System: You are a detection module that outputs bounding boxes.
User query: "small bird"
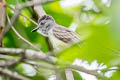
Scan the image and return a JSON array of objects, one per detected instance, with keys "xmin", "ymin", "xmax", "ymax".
[{"xmin": 32, "ymin": 15, "xmax": 81, "ymax": 51}]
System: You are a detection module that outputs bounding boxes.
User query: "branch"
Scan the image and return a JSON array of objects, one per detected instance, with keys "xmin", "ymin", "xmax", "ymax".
[
  {"xmin": 68, "ymin": 65, "xmax": 107, "ymax": 79},
  {"xmin": 7, "ymin": 14, "xmax": 40, "ymax": 51},
  {"xmin": 0, "ymin": 48, "xmax": 56, "ymax": 64},
  {"xmin": 55, "ymin": 69, "xmax": 62, "ymax": 80},
  {"xmin": 99, "ymin": 67, "xmax": 120, "ymax": 72},
  {"xmin": 7, "ymin": 5, "xmax": 38, "ymax": 26},
  {"xmin": 0, "ymin": 54, "xmax": 15, "ymax": 60},
  {"xmin": 33, "ymin": 0, "xmax": 46, "ymax": 17},
  {"xmin": 0, "ymin": 67, "xmax": 30, "ymax": 80},
  {"xmin": 24, "ymin": 61, "xmax": 107, "ymax": 79},
  {"xmin": 19, "ymin": 0, "xmax": 56, "ymax": 9},
  {"xmin": 3, "ymin": 8, "xmax": 21, "ymax": 36},
  {"xmin": 0, "ymin": 51, "xmax": 25, "ymax": 67},
  {"xmin": 65, "ymin": 69, "xmax": 74, "ymax": 80},
  {"xmin": 25, "ymin": 60, "xmax": 56, "ymax": 70},
  {"xmin": 0, "ymin": 0, "xmax": 6, "ymax": 47}
]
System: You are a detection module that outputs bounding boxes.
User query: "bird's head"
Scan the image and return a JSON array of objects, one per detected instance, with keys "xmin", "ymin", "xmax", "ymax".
[{"xmin": 31, "ymin": 15, "xmax": 55, "ymax": 37}]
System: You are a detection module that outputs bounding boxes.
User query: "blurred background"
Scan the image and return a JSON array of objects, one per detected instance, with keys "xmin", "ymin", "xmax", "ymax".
[{"xmin": 2, "ymin": 0, "xmax": 120, "ymax": 80}]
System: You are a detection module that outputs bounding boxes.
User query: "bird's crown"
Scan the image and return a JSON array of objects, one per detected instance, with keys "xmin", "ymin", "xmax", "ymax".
[{"xmin": 38, "ymin": 15, "xmax": 54, "ymax": 23}]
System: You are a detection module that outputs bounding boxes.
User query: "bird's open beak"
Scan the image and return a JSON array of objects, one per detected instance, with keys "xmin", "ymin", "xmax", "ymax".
[{"xmin": 31, "ymin": 26, "xmax": 39, "ymax": 32}]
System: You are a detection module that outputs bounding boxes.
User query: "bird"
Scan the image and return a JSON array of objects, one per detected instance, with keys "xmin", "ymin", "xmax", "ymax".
[{"xmin": 32, "ymin": 15, "xmax": 82, "ymax": 51}]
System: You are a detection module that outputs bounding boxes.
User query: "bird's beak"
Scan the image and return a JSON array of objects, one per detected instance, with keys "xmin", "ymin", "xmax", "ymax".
[{"xmin": 31, "ymin": 26, "xmax": 39, "ymax": 32}]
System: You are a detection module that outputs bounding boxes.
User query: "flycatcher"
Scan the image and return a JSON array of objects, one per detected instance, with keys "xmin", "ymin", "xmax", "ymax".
[{"xmin": 32, "ymin": 15, "xmax": 81, "ymax": 51}]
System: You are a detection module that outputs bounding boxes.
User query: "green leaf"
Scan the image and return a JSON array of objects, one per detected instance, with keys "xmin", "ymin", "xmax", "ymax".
[{"xmin": 73, "ymin": 71, "xmax": 83, "ymax": 80}]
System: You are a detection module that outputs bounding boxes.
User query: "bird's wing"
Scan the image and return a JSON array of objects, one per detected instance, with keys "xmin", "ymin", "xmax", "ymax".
[{"xmin": 52, "ymin": 26, "xmax": 80, "ymax": 43}]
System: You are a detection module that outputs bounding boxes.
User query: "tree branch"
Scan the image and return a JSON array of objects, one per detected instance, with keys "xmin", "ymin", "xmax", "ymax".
[
  {"xmin": 19, "ymin": 0, "xmax": 55, "ymax": 9},
  {"xmin": 33, "ymin": 0, "xmax": 46, "ymax": 17},
  {"xmin": 0, "ymin": 48, "xmax": 56, "ymax": 64},
  {"xmin": 0, "ymin": 67, "xmax": 31, "ymax": 80},
  {"xmin": 0, "ymin": 48, "xmax": 107, "ymax": 79},
  {"xmin": 0, "ymin": 54, "xmax": 15, "ymax": 60},
  {"xmin": 7, "ymin": 14, "xmax": 40, "ymax": 51},
  {"xmin": 0, "ymin": 50, "xmax": 25, "ymax": 67},
  {"xmin": 3, "ymin": 8, "xmax": 21, "ymax": 36},
  {"xmin": 7, "ymin": 5, "xmax": 38, "ymax": 26},
  {"xmin": 0, "ymin": 0, "xmax": 6, "ymax": 47},
  {"xmin": 55, "ymin": 69, "xmax": 62, "ymax": 80},
  {"xmin": 65, "ymin": 69, "xmax": 74, "ymax": 80},
  {"xmin": 68, "ymin": 65, "xmax": 107, "ymax": 79}
]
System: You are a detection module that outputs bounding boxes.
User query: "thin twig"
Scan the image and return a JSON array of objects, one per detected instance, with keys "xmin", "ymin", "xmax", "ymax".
[
  {"xmin": 3, "ymin": 8, "xmax": 21, "ymax": 36},
  {"xmin": 7, "ymin": 14, "xmax": 40, "ymax": 51},
  {"xmin": 7, "ymin": 5, "xmax": 38, "ymax": 25}
]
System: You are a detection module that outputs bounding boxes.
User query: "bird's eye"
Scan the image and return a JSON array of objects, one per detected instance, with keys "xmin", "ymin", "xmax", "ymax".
[{"xmin": 41, "ymin": 22, "xmax": 45, "ymax": 25}]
